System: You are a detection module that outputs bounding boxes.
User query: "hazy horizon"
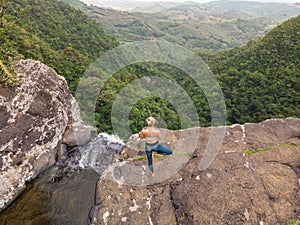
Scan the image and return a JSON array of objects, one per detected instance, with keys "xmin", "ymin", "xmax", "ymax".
[
  {"xmin": 81, "ymin": 0, "xmax": 300, "ymax": 4},
  {"xmin": 80, "ymin": 0, "xmax": 300, "ymax": 11}
]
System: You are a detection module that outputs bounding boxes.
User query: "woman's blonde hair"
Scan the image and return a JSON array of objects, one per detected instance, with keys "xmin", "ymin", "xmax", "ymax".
[{"xmin": 146, "ymin": 116, "xmax": 156, "ymax": 125}]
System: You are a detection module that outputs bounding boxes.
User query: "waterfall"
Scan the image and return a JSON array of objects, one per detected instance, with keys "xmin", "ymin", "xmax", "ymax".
[{"xmin": 78, "ymin": 133, "xmax": 125, "ymax": 175}]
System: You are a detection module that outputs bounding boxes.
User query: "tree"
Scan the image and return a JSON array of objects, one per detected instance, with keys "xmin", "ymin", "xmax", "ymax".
[
  {"xmin": 0, "ymin": 0, "xmax": 16, "ymax": 84},
  {"xmin": 0, "ymin": 0, "xmax": 13, "ymax": 30},
  {"xmin": 0, "ymin": 0, "xmax": 6, "ymax": 28}
]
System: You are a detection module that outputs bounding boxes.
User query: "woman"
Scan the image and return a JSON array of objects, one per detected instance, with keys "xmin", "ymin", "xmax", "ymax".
[{"xmin": 139, "ymin": 116, "xmax": 173, "ymax": 175}]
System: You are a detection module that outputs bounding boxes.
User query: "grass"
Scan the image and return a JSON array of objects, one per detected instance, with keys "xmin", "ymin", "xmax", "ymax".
[
  {"xmin": 245, "ymin": 143, "xmax": 298, "ymax": 155},
  {"xmin": 287, "ymin": 219, "xmax": 300, "ymax": 225},
  {"xmin": 132, "ymin": 155, "xmax": 147, "ymax": 161},
  {"xmin": 22, "ymin": 154, "xmax": 32, "ymax": 162},
  {"xmin": 131, "ymin": 143, "xmax": 299, "ymax": 160}
]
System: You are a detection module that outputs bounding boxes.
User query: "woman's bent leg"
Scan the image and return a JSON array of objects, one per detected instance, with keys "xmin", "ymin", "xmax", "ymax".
[{"xmin": 156, "ymin": 144, "xmax": 173, "ymax": 155}]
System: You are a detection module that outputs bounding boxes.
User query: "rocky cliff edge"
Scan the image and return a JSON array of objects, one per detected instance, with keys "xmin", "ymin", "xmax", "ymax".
[{"xmin": 90, "ymin": 118, "xmax": 300, "ymax": 225}]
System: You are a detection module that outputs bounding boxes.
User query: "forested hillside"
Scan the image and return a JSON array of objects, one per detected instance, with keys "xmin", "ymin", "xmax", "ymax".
[
  {"xmin": 201, "ymin": 15, "xmax": 300, "ymax": 124},
  {"xmin": 0, "ymin": 0, "xmax": 118, "ymax": 90}
]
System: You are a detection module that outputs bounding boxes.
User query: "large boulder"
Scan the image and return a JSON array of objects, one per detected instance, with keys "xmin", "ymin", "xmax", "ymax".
[
  {"xmin": 171, "ymin": 147, "xmax": 300, "ymax": 225},
  {"xmin": 0, "ymin": 60, "xmax": 81, "ymax": 210},
  {"xmin": 90, "ymin": 118, "xmax": 300, "ymax": 225}
]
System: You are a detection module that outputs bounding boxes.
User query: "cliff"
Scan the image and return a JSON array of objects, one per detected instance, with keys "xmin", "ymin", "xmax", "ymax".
[
  {"xmin": 90, "ymin": 118, "xmax": 300, "ymax": 225},
  {"xmin": 0, "ymin": 60, "xmax": 86, "ymax": 210}
]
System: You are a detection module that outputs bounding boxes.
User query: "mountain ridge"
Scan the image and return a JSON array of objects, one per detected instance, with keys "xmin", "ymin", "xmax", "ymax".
[
  {"xmin": 1, "ymin": 0, "xmax": 299, "ymax": 134},
  {"xmin": 64, "ymin": 0, "xmax": 300, "ymax": 51}
]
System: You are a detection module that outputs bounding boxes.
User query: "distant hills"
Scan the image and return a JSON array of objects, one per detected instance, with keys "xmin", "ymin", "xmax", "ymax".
[
  {"xmin": 78, "ymin": 0, "xmax": 300, "ymax": 14},
  {"xmin": 133, "ymin": 0, "xmax": 300, "ymax": 16},
  {"xmin": 63, "ymin": 0, "xmax": 300, "ymax": 51}
]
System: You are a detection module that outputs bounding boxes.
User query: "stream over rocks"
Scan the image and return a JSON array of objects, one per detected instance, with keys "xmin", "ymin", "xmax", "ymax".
[{"xmin": 0, "ymin": 133, "xmax": 124, "ymax": 225}]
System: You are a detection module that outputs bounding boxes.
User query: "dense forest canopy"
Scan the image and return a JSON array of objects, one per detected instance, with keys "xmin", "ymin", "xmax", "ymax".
[
  {"xmin": 90, "ymin": 62, "xmax": 212, "ymax": 138},
  {"xmin": 0, "ymin": 0, "xmax": 299, "ymax": 138},
  {"xmin": 93, "ymin": 15, "xmax": 300, "ymax": 136},
  {"xmin": 201, "ymin": 15, "xmax": 300, "ymax": 124}
]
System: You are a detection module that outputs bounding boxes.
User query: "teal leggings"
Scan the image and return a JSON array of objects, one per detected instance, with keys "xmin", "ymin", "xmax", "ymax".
[{"xmin": 145, "ymin": 142, "xmax": 173, "ymax": 173}]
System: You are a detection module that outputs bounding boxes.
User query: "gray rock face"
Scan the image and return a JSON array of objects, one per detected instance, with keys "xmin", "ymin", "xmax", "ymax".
[
  {"xmin": 90, "ymin": 118, "xmax": 300, "ymax": 225},
  {"xmin": 62, "ymin": 124, "xmax": 97, "ymax": 148},
  {"xmin": 0, "ymin": 60, "xmax": 81, "ymax": 210},
  {"xmin": 172, "ymin": 148, "xmax": 300, "ymax": 225}
]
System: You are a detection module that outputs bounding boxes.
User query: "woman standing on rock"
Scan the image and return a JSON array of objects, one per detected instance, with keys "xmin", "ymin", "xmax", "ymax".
[{"xmin": 139, "ymin": 116, "xmax": 173, "ymax": 175}]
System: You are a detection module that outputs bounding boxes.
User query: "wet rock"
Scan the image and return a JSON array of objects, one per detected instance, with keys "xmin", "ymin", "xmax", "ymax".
[
  {"xmin": 62, "ymin": 124, "xmax": 97, "ymax": 148},
  {"xmin": 48, "ymin": 147, "xmax": 82, "ymax": 183},
  {"xmin": 78, "ymin": 133, "xmax": 124, "ymax": 175}
]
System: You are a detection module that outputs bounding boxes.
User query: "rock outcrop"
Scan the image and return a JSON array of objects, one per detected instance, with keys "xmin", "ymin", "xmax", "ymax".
[
  {"xmin": 0, "ymin": 60, "xmax": 83, "ymax": 210},
  {"xmin": 90, "ymin": 118, "xmax": 300, "ymax": 225}
]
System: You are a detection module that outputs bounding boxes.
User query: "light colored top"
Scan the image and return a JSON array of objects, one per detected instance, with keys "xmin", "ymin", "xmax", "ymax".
[
  {"xmin": 139, "ymin": 127, "xmax": 162, "ymax": 144},
  {"xmin": 144, "ymin": 136, "xmax": 158, "ymax": 141}
]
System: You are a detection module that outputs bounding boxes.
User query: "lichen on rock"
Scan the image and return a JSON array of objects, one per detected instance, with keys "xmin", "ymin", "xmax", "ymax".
[{"xmin": 0, "ymin": 59, "xmax": 82, "ymax": 210}]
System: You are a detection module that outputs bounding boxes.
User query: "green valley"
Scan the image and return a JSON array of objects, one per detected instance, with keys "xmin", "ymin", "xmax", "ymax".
[
  {"xmin": 0, "ymin": 0, "xmax": 299, "ymax": 137},
  {"xmin": 92, "ymin": 15, "xmax": 300, "ymax": 136}
]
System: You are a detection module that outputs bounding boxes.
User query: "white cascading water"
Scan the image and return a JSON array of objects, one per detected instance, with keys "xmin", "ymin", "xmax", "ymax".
[{"xmin": 78, "ymin": 133, "xmax": 125, "ymax": 175}]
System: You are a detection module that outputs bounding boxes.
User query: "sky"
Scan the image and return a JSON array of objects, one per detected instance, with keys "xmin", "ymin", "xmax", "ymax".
[
  {"xmin": 151, "ymin": 0, "xmax": 296, "ymax": 1},
  {"xmin": 82, "ymin": 0, "xmax": 299, "ymax": 3}
]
